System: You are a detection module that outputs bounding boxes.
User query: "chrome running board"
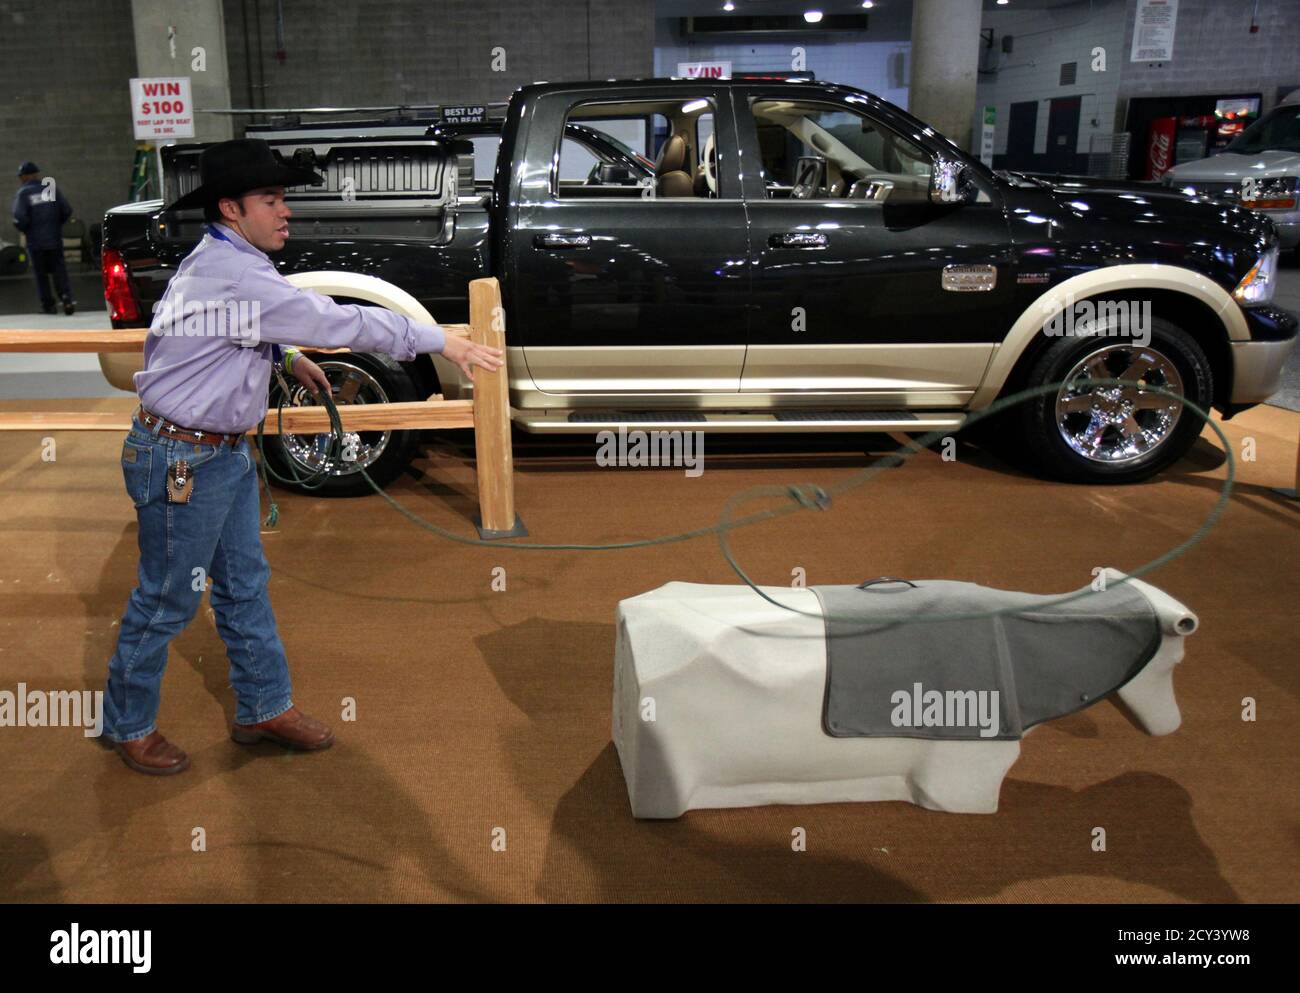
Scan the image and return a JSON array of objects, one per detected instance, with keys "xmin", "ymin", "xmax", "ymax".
[{"xmin": 513, "ymin": 410, "xmax": 967, "ymax": 434}]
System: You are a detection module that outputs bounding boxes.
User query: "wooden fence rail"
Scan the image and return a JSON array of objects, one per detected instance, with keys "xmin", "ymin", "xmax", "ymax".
[{"xmin": 0, "ymin": 277, "xmax": 524, "ymax": 538}]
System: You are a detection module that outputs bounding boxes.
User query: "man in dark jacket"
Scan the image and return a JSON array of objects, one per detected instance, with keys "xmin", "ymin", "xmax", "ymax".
[{"xmin": 12, "ymin": 161, "xmax": 76, "ymax": 315}]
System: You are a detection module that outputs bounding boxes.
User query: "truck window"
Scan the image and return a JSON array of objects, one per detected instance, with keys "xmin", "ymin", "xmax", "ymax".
[
  {"xmin": 696, "ymin": 112, "xmax": 717, "ymax": 197},
  {"xmin": 560, "ymin": 136, "xmax": 601, "ymax": 184},
  {"xmin": 1226, "ymin": 103, "xmax": 1300, "ymax": 154},
  {"xmin": 559, "ymin": 119, "xmax": 661, "ymax": 193},
  {"xmin": 750, "ymin": 99, "xmax": 933, "ymax": 202},
  {"xmin": 582, "ymin": 118, "xmax": 653, "ymax": 158},
  {"xmin": 558, "ymin": 100, "xmax": 716, "ymax": 199},
  {"xmin": 469, "ymin": 135, "xmax": 501, "ymax": 183}
]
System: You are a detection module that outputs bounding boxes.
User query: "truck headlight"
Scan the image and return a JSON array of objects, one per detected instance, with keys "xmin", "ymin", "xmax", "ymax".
[
  {"xmin": 1240, "ymin": 176, "xmax": 1298, "ymax": 210},
  {"xmin": 1233, "ymin": 246, "xmax": 1279, "ymax": 305}
]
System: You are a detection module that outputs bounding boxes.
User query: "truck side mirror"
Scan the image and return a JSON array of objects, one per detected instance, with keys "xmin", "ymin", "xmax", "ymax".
[
  {"xmin": 930, "ymin": 156, "xmax": 976, "ymax": 204},
  {"xmin": 596, "ymin": 163, "xmax": 634, "ymax": 185}
]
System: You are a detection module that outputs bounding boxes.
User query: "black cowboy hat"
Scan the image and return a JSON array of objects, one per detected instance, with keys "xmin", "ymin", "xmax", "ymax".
[{"xmin": 164, "ymin": 138, "xmax": 324, "ymax": 212}]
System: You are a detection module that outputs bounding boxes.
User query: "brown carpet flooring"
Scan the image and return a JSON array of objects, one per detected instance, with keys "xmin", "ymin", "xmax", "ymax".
[{"xmin": 0, "ymin": 396, "xmax": 1296, "ymax": 903}]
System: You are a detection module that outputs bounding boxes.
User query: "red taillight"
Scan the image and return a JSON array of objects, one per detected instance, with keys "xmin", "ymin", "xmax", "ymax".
[{"xmin": 102, "ymin": 247, "xmax": 140, "ymax": 323}]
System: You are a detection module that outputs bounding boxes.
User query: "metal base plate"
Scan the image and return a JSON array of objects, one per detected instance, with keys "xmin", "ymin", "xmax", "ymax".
[{"xmin": 473, "ymin": 512, "xmax": 529, "ymax": 540}]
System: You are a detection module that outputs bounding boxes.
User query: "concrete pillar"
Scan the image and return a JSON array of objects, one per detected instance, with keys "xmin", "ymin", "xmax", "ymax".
[
  {"xmin": 131, "ymin": 0, "xmax": 233, "ymax": 143},
  {"xmin": 908, "ymin": 0, "xmax": 983, "ymax": 152}
]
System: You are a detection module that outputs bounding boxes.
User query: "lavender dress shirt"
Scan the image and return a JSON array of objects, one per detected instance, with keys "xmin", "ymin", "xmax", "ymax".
[{"xmin": 134, "ymin": 222, "xmax": 446, "ymax": 433}]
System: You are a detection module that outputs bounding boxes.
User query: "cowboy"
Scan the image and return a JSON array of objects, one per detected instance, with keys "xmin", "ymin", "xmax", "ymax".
[
  {"xmin": 103, "ymin": 139, "xmax": 503, "ymax": 775},
  {"xmin": 11, "ymin": 161, "xmax": 76, "ymax": 315}
]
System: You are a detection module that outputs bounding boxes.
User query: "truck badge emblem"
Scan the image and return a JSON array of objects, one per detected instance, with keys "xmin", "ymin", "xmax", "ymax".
[{"xmin": 941, "ymin": 264, "xmax": 997, "ymax": 292}]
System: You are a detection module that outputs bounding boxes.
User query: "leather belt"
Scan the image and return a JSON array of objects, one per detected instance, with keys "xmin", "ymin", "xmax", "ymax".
[{"xmin": 136, "ymin": 406, "xmax": 244, "ymax": 446}]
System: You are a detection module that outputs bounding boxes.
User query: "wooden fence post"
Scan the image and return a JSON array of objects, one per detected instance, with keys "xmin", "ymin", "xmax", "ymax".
[{"xmin": 468, "ymin": 277, "xmax": 527, "ymax": 538}]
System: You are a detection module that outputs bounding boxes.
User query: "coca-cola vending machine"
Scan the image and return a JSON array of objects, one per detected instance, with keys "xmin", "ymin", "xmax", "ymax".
[
  {"xmin": 1175, "ymin": 114, "xmax": 1215, "ymax": 164},
  {"xmin": 1126, "ymin": 93, "xmax": 1262, "ymax": 180},
  {"xmin": 1211, "ymin": 96, "xmax": 1260, "ymax": 150},
  {"xmin": 1145, "ymin": 116, "xmax": 1177, "ymax": 180}
]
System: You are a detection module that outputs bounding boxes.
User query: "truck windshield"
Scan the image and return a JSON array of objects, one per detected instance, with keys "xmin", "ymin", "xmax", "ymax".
[{"xmin": 1225, "ymin": 105, "xmax": 1300, "ymax": 154}]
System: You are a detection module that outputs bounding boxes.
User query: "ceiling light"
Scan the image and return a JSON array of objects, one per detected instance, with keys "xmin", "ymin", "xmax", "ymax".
[{"xmin": 804, "ymin": 10, "xmax": 824, "ymax": 23}]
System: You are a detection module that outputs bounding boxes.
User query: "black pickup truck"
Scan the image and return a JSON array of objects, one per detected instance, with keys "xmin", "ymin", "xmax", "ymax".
[{"xmin": 101, "ymin": 77, "xmax": 1296, "ymax": 492}]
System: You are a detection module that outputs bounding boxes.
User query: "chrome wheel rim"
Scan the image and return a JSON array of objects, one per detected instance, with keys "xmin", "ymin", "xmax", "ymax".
[
  {"xmin": 1054, "ymin": 343, "xmax": 1184, "ymax": 465},
  {"xmin": 279, "ymin": 362, "xmax": 391, "ymax": 477}
]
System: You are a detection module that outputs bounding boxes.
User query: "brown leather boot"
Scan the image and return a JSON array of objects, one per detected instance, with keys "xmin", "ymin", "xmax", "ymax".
[
  {"xmin": 231, "ymin": 707, "xmax": 334, "ymax": 751},
  {"xmin": 114, "ymin": 731, "xmax": 190, "ymax": 776}
]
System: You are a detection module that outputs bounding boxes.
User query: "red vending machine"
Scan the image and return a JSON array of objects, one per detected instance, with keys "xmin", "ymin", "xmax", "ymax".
[{"xmin": 1144, "ymin": 116, "xmax": 1177, "ymax": 180}]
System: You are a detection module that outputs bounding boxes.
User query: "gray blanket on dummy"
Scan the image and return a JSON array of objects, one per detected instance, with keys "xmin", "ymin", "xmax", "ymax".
[{"xmin": 810, "ymin": 579, "xmax": 1162, "ymax": 741}]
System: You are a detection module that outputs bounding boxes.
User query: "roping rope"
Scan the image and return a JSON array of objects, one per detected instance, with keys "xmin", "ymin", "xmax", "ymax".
[{"xmin": 253, "ymin": 378, "xmax": 1234, "ymax": 626}]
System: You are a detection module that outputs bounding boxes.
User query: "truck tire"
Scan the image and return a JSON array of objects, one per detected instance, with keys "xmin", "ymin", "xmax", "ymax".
[
  {"xmin": 1016, "ymin": 317, "xmax": 1214, "ymax": 484},
  {"xmin": 262, "ymin": 351, "xmax": 421, "ymax": 497}
]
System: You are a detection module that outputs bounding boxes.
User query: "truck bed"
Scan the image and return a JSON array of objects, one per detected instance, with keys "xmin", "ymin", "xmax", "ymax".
[{"xmin": 104, "ymin": 124, "xmax": 484, "ymax": 328}]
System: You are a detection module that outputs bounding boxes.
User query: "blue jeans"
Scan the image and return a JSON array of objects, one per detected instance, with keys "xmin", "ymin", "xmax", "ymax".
[
  {"xmin": 29, "ymin": 246, "xmax": 72, "ymax": 309},
  {"xmin": 103, "ymin": 415, "xmax": 293, "ymax": 742}
]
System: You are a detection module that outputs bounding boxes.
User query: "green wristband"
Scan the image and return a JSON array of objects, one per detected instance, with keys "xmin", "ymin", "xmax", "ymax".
[{"xmin": 284, "ymin": 350, "xmax": 298, "ymax": 372}]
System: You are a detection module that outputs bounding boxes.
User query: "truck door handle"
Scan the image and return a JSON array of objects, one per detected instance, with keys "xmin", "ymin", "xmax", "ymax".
[
  {"xmin": 534, "ymin": 232, "xmax": 591, "ymax": 249},
  {"xmin": 769, "ymin": 232, "xmax": 827, "ymax": 248}
]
